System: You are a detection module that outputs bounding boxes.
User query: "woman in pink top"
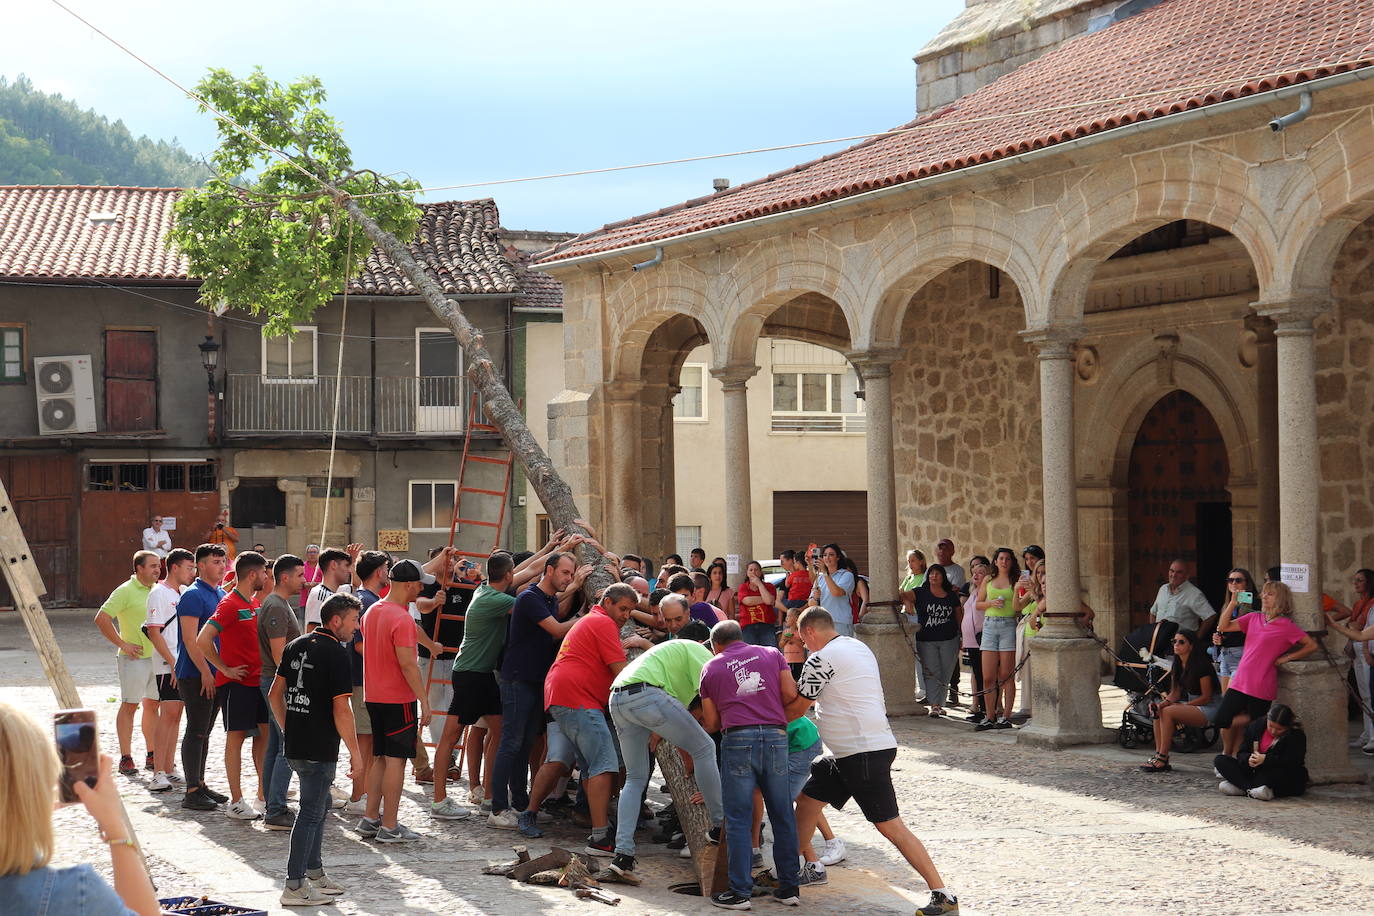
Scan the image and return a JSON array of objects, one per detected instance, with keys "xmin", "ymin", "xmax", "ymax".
[
  {"xmin": 962, "ymin": 561, "xmax": 990, "ymax": 724},
  {"xmin": 705, "ymin": 562, "xmax": 736, "ymax": 621},
  {"xmin": 298, "ymin": 544, "xmax": 323, "ymax": 609},
  {"xmin": 1214, "ymin": 581, "xmax": 1317, "ymax": 757}
]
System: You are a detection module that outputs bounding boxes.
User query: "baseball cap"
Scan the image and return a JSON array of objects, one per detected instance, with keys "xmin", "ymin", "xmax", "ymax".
[{"xmin": 389, "ymin": 559, "xmax": 436, "ymax": 584}]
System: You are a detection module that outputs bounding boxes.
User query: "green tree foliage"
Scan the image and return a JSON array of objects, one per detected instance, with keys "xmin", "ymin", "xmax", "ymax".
[
  {"xmin": 168, "ymin": 68, "xmax": 421, "ymax": 335},
  {"xmin": 0, "ymin": 75, "xmax": 211, "ymax": 187}
]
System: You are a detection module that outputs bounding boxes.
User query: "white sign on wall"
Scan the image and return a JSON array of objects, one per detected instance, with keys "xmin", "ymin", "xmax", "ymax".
[
  {"xmin": 726, "ymin": 554, "xmax": 741, "ymax": 575},
  {"xmin": 1280, "ymin": 563, "xmax": 1309, "ymax": 593},
  {"xmin": 162, "ymin": 517, "xmax": 177, "ymax": 531}
]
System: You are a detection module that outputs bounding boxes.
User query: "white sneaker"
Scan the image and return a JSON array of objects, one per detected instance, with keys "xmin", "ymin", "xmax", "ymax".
[
  {"xmin": 819, "ymin": 836, "xmax": 847, "ymax": 866},
  {"xmin": 225, "ymin": 799, "xmax": 261, "ymax": 820},
  {"xmin": 679, "ymin": 844, "xmax": 692, "ymax": 858},
  {"xmin": 1217, "ymin": 780, "xmax": 1245, "ymax": 796},
  {"xmin": 309, "ymin": 872, "xmax": 344, "ymax": 896},
  {"xmin": 280, "ymin": 882, "xmax": 329, "ymax": 907},
  {"xmin": 431, "ymin": 797, "xmax": 472, "ymax": 820},
  {"xmin": 166, "ymin": 771, "xmax": 185, "ymax": 787},
  {"xmin": 467, "ymin": 786, "xmax": 484, "ymax": 807},
  {"xmin": 329, "ymin": 786, "xmax": 348, "ymax": 810},
  {"xmin": 149, "ymin": 772, "xmax": 173, "ymax": 793},
  {"xmin": 487, "ymin": 809, "xmax": 519, "ymax": 829},
  {"xmin": 1247, "ymin": 785, "xmax": 1275, "ymax": 801},
  {"xmin": 343, "ymin": 794, "xmax": 369, "ymax": 816}
]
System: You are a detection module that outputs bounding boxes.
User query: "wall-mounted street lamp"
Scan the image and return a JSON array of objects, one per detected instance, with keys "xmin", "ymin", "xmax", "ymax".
[{"xmin": 198, "ymin": 334, "xmax": 221, "ymax": 443}]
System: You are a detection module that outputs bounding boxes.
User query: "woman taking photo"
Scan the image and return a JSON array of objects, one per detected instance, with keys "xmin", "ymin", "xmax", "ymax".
[
  {"xmin": 1212, "ymin": 568, "xmax": 1259, "ymax": 691},
  {"xmin": 1214, "ymin": 581, "xmax": 1318, "ymax": 757},
  {"xmin": 909, "ymin": 564, "xmax": 963, "ymax": 717},
  {"xmin": 1139, "ymin": 629, "xmax": 1221, "ymax": 772},
  {"xmin": 705, "ymin": 562, "xmax": 736, "ymax": 621},
  {"xmin": 0, "ymin": 702, "xmax": 159, "ymax": 915},
  {"xmin": 1213, "ymin": 703, "xmax": 1308, "ymax": 799},
  {"xmin": 808, "ymin": 543, "xmax": 857, "ymax": 637},
  {"xmin": 975, "ymin": 547, "xmax": 1021, "ymax": 730}
]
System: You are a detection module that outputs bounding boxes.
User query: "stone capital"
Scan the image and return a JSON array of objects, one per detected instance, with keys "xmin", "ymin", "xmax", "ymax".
[
  {"xmin": 1020, "ymin": 324, "xmax": 1085, "ymax": 360},
  {"xmin": 603, "ymin": 380, "xmax": 645, "ymax": 402},
  {"xmin": 710, "ymin": 363, "xmax": 760, "ymax": 391},
  {"xmin": 844, "ymin": 347, "xmax": 904, "ymax": 380},
  {"xmin": 1242, "ymin": 312, "xmax": 1277, "ymax": 341},
  {"xmin": 1253, "ymin": 295, "xmax": 1328, "ymax": 332}
]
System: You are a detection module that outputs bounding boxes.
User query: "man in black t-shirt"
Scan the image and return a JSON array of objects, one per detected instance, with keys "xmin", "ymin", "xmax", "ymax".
[{"xmin": 268, "ymin": 593, "xmax": 361, "ymax": 907}]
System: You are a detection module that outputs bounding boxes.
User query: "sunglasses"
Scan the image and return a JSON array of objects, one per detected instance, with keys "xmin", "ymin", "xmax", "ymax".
[
  {"xmin": 1172, "ymin": 638, "xmax": 1188, "ymax": 644},
  {"xmin": 1227, "ymin": 577, "xmax": 1245, "ymax": 583}
]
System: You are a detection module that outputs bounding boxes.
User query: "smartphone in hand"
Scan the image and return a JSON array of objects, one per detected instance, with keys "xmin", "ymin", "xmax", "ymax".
[{"xmin": 55, "ymin": 708, "xmax": 99, "ymax": 804}]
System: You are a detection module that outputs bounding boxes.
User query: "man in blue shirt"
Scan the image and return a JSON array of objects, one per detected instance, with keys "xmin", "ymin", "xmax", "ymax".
[{"xmin": 175, "ymin": 543, "xmax": 228, "ymax": 811}]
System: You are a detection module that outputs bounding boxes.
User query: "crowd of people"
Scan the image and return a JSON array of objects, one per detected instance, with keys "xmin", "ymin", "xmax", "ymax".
[{"xmin": 7, "ymin": 506, "xmax": 1371, "ymax": 915}]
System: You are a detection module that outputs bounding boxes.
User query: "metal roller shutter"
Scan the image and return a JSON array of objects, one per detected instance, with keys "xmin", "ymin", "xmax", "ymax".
[{"xmin": 771, "ymin": 490, "xmax": 869, "ymax": 574}]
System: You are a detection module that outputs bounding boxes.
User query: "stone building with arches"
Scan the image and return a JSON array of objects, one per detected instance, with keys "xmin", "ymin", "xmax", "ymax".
[{"xmin": 536, "ymin": 0, "xmax": 1374, "ymax": 780}]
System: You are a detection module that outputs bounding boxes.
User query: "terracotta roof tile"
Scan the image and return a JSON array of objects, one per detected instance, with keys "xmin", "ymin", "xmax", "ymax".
[
  {"xmin": 540, "ymin": 0, "xmax": 1374, "ymax": 264},
  {"xmin": 0, "ymin": 186, "xmax": 526, "ymax": 297}
]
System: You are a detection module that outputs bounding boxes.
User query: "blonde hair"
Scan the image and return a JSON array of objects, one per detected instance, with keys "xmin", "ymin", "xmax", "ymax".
[
  {"xmin": 0, "ymin": 701, "xmax": 60, "ymax": 875},
  {"xmin": 1261, "ymin": 580, "xmax": 1294, "ymax": 617}
]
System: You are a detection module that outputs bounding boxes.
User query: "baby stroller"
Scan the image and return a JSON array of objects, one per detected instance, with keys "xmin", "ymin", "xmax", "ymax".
[{"xmin": 1114, "ymin": 620, "xmax": 1219, "ymax": 753}]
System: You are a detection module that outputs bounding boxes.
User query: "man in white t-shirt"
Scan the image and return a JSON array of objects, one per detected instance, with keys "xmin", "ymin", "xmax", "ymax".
[
  {"xmin": 789, "ymin": 606, "xmax": 959, "ymax": 916},
  {"xmin": 305, "ymin": 545, "xmax": 360, "ymax": 630},
  {"xmin": 142, "ymin": 516, "xmax": 172, "ymax": 558},
  {"xmin": 144, "ymin": 547, "xmax": 195, "ymax": 792}
]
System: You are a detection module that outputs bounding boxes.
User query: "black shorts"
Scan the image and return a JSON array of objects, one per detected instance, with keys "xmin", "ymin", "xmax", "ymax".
[
  {"xmin": 155, "ymin": 673, "xmax": 181, "ymax": 702},
  {"xmin": 1213, "ymin": 688, "xmax": 1271, "ymax": 729},
  {"xmin": 801, "ymin": 747, "xmax": 899, "ymax": 823},
  {"xmin": 448, "ymin": 670, "xmax": 502, "ymax": 725},
  {"xmin": 367, "ymin": 701, "xmax": 418, "ymax": 759},
  {"xmin": 217, "ymin": 681, "xmax": 267, "ymax": 732}
]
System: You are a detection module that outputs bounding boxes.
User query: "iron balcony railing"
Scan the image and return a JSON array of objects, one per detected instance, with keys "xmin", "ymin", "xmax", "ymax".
[
  {"xmin": 769, "ymin": 412, "xmax": 867, "ymax": 434},
  {"xmin": 225, "ymin": 374, "xmax": 474, "ymax": 436}
]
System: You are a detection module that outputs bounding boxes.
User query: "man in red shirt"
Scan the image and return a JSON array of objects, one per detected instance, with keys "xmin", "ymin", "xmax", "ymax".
[
  {"xmin": 357, "ymin": 558, "xmax": 434, "ymax": 843},
  {"xmin": 196, "ymin": 551, "xmax": 269, "ymax": 820},
  {"xmin": 541, "ymin": 583, "xmax": 636, "ymax": 856}
]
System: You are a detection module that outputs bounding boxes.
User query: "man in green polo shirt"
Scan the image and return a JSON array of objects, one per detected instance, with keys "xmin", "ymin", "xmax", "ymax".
[
  {"xmin": 604, "ymin": 635, "xmax": 722, "ymax": 882},
  {"xmin": 94, "ymin": 550, "xmax": 161, "ymax": 775}
]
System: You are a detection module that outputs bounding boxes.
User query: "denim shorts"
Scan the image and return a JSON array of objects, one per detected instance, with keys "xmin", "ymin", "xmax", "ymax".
[
  {"xmin": 788, "ymin": 738, "xmax": 822, "ymax": 800},
  {"xmin": 549, "ymin": 705, "xmax": 621, "ymax": 778},
  {"xmin": 981, "ymin": 615, "xmax": 1017, "ymax": 652},
  {"xmin": 1216, "ymin": 645, "xmax": 1245, "ymax": 678}
]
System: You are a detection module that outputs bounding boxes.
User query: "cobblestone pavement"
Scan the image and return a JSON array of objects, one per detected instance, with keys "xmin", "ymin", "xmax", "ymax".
[{"xmin": 5, "ymin": 610, "xmax": 1373, "ymax": 915}]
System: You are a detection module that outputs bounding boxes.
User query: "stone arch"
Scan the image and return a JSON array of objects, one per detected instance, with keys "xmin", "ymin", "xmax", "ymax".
[
  {"xmin": 1040, "ymin": 147, "xmax": 1282, "ymax": 323},
  {"xmin": 1079, "ymin": 332, "xmax": 1256, "ymax": 491},
  {"xmin": 605, "ymin": 260, "xmax": 721, "ymax": 384},
  {"xmin": 717, "ymin": 234, "xmax": 861, "ymax": 367},
  {"xmin": 858, "ymin": 197, "xmax": 1041, "ymax": 347}
]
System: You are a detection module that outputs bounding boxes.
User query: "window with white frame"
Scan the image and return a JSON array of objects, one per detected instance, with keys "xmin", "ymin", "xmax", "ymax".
[
  {"xmin": 0, "ymin": 325, "xmax": 24, "ymax": 383},
  {"xmin": 675, "ymin": 525, "xmax": 702, "ymax": 561},
  {"xmin": 673, "ymin": 363, "xmax": 706, "ymax": 420},
  {"xmin": 261, "ymin": 326, "xmax": 318, "ymax": 381},
  {"xmin": 409, "ymin": 480, "xmax": 457, "ymax": 531},
  {"xmin": 769, "ymin": 340, "xmax": 864, "ymax": 432},
  {"xmin": 771, "ymin": 371, "xmax": 859, "ymax": 413}
]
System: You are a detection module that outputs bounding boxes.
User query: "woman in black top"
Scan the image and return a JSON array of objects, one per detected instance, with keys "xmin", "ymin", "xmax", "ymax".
[
  {"xmin": 1140, "ymin": 629, "xmax": 1220, "ymax": 772},
  {"xmin": 1213, "ymin": 704, "xmax": 1308, "ymax": 799},
  {"xmin": 908, "ymin": 563, "xmax": 963, "ymax": 717}
]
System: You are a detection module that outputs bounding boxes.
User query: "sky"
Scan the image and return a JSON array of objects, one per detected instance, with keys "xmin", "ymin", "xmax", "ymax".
[{"xmin": 9, "ymin": 0, "xmax": 964, "ymax": 235}]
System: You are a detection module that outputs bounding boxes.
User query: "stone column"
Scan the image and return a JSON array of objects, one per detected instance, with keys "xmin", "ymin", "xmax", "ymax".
[
  {"xmin": 1247, "ymin": 315, "xmax": 1281, "ymax": 566},
  {"xmin": 1019, "ymin": 327, "xmax": 1113, "ymax": 748},
  {"xmin": 277, "ymin": 478, "xmax": 309, "ymax": 553},
  {"xmin": 657, "ymin": 384, "xmax": 681, "ymax": 562},
  {"xmin": 1257, "ymin": 299, "xmax": 1357, "ymax": 783},
  {"xmin": 849, "ymin": 349, "xmax": 920, "ymax": 716},
  {"xmin": 603, "ymin": 380, "xmax": 645, "ymax": 553},
  {"xmin": 711, "ymin": 365, "xmax": 759, "ymax": 584}
]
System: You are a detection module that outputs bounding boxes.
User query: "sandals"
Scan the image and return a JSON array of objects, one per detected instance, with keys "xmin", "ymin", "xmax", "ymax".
[{"xmin": 1139, "ymin": 753, "xmax": 1172, "ymax": 773}]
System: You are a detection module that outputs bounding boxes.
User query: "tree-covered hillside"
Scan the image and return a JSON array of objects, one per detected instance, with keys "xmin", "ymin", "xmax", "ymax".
[{"xmin": 0, "ymin": 75, "xmax": 211, "ymax": 187}]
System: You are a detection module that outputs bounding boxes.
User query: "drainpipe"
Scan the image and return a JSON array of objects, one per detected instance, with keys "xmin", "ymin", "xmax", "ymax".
[
  {"xmin": 631, "ymin": 246, "xmax": 664, "ymax": 271},
  {"xmin": 1269, "ymin": 90, "xmax": 1313, "ymax": 131}
]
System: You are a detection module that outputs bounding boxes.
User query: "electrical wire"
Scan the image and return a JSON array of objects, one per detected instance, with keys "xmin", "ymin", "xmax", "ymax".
[{"xmin": 44, "ymin": 0, "xmax": 1373, "ymax": 203}]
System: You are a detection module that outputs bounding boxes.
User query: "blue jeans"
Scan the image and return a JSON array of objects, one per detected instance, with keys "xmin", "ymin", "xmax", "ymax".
[
  {"xmin": 261, "ymin": 685, "xmax": 292, "ymax": 817},
  {"xmin": 742, "ymin": 622, "xmax": 778, "ymax": 647},
  {"xmin": 490, "ymin": 677, "xmax": 543, "ymax": 813},
  {"xmin": 549, "ymin": 706, "xmax": 621, "ymax": 777},
  {"xmin": 609, "ymin": 685, "xmax": 723, "ymax": 857},
  {"xmin": 788, "ymin": 738, "xmax": 822, "ymax": 800},
  {"xmin": 285, "ymin": 759, "xmax": 335, "ymax": 881},
  {"xmin": 721, "ymin": 726, "xmax": 800, "ymax": 897}
]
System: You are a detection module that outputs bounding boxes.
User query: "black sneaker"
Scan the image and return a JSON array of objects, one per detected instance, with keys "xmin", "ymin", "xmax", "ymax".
[
  {"xmin": 202, "ymin": 786, "xmax": 229, "ymax": 804},
  {"xmin": 917, "ymin": 890, "xmax": 959, "ymax": 914},
  {"xmin": 666, "ymin": 832, "xmax": 688, "ymax": 850},
  {"xmin": 710, "ymin": 890, "xmax": 753, "ymax": 910},
  {"xmin": 965, "ymin": 711, "xmax": 985, "ymax": 723},
  {"xmin": 973, "ymin": 718, "xmax": 998, "ymax": 732},
  {"xmin": 993, "ymin": 718, "xmax": 1014, "ymax": 730},
  {"xmin": 797, "ymin": 861, "xmax": 827, "ymax": 886},
  {"xmin": 263, "ymin": 811, "xmax": 296, "ymax": 831},
  {"xmin": 585, "ymin": 831, "xmax": 615, "ymax": 857},
  {"xmin": 707, "ymin": 825, "xmax": 722, "ymax": 845},
  {"xmin": 181, "ymin": 789, "xmax": 218, "ymax": 811},
  {"xmin": 606, "ymin": 853, "xmax": 637, "ymax": 881},
  {"xmin": 772, "ymin": 887, "xmax": 800, "ymax": 906}
]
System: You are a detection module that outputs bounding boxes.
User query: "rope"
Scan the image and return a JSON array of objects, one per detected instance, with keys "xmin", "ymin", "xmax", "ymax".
[{"xmin": 318, "ymin": 218, "xmax": 352, "ymax": 546}]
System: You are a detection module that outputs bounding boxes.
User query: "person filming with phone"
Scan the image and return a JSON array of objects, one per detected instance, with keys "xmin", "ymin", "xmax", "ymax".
[{"xmin": 0, "ymin": 701, "xmax": 159, "ymax": 915}]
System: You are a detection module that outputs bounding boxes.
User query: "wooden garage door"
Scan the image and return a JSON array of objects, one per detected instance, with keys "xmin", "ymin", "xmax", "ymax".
[
  {"xmin": 0, "ymin": 454, "xmax": 77, "ymax": 607},
  {"xmin": 772, "ymin": 490, "xmax": 869, "ymax": 575}
]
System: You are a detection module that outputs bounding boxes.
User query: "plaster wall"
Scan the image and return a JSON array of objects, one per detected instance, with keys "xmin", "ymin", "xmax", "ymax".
[{"xmin": 522, "ymin": 318, "xmax": 566, "ymax": 549}]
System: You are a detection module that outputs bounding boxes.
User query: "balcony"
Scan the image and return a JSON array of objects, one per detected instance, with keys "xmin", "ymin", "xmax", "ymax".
[
  {"xmin": 225, "ymin": 374, "xmax": 474, "ymax": 437},
  {"xmin": 770, "ymin": 412, "xmax": 867, "ymax": 434}
]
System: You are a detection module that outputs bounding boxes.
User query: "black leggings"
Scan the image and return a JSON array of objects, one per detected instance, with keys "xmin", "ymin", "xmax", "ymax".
[
  {"xmin": 1213, "ymin": 688, "xmax": 1271, "ymax": 729},
  {"xmin": 178, "ymin": 675, "xmax": 219, "ymax": 789},
  {"xmin": 1213, "ymin": 753, "xmax": 1307, "ymax": 797}
]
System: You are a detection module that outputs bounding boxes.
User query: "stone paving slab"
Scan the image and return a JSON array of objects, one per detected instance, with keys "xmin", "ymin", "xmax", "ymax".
[{"xmin": 7, "ymin": 610, "xmax": 1374, "ymax": 915}]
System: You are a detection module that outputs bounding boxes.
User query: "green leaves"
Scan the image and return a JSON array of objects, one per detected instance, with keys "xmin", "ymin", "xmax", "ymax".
[{"xmin": 168, "ymin": 67, "xmax": 421, "ymax": 336}]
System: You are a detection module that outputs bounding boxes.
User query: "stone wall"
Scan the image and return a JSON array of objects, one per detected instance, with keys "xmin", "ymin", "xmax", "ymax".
[
  {"xmin": 1319, "ymin": 214, "xmax": 1374, "ymax": 591},
  {"xmin": 891, "ymin": 261, "xmax": 1043, "ymax": 559}
]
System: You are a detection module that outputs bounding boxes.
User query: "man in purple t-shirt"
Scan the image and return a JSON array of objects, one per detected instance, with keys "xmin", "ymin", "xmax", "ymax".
[{"xmin": 699, "ymin": 620, "xmax": 804, "ymax": 908}]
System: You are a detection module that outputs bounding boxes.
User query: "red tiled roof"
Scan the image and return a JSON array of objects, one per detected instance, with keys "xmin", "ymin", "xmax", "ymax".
[
  {"xmin": 540, "ymin": 0, "xmax": 1374, "ymax": 264},
  {"xmin": 0, "ymin": 185, "xmax": 531, "ymax": 298}
]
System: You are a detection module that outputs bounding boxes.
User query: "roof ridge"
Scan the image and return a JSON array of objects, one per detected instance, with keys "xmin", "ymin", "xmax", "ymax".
[{"xmin": 0, "ymin": 184, "xmax": 184, "ymax": 192}]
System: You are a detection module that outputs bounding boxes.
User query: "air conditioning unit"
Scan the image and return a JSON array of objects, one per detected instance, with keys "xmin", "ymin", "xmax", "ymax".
[{"xmin": 34, "ymin": 355, "xmax": 97, "ymax": 435}]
